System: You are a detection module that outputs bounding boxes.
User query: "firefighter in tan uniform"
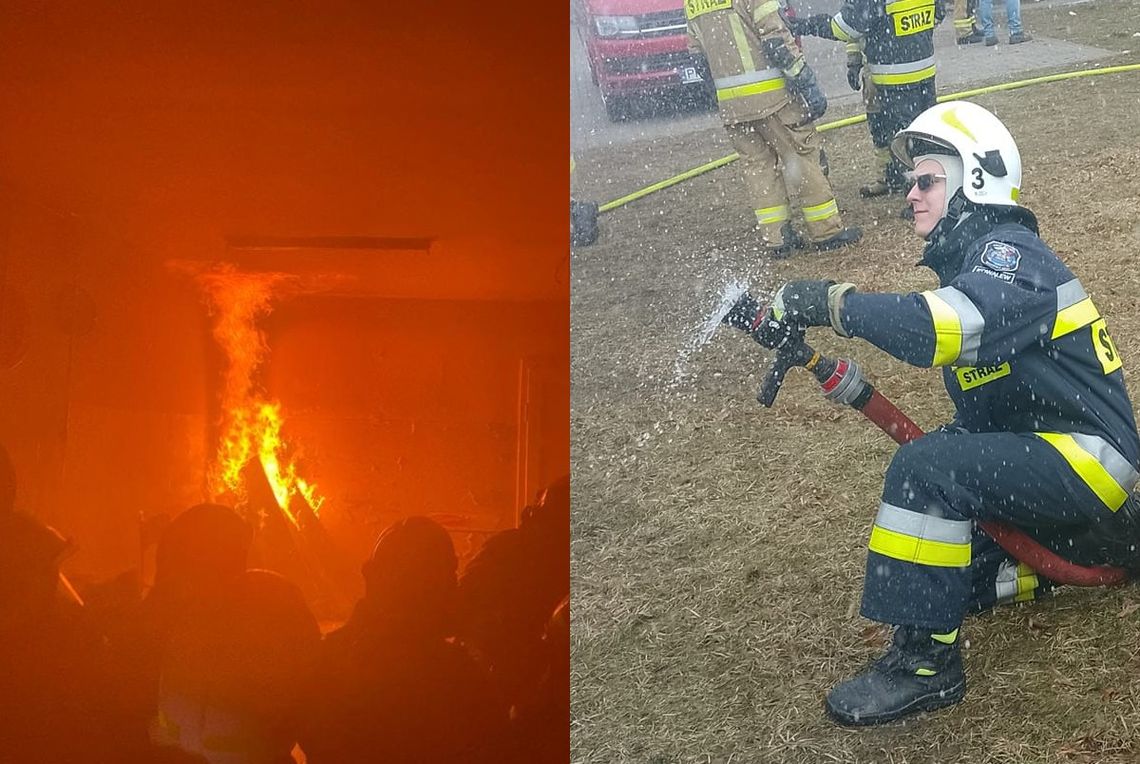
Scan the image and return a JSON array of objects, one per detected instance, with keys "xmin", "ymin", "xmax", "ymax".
[
  {"xmin": 686, "ymin": 0, "xmax": 861, "ymax": 257},
  {"xmin": 953, "ymin": 0, "xmax": 984, "ymax": 43}
]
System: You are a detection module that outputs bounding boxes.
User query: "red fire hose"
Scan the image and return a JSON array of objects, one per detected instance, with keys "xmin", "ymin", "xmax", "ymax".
[
  {"xmin": 725, "ymin": 293, "xmax": 1130, "ymax": 587},
  {"xmin": 828, "ymin": 368, "xmax": 1129, "ymax": 587}
]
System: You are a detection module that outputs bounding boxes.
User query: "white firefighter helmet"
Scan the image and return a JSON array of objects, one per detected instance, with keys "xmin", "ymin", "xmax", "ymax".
[{"xmin": 890, "ymin": 101, "xmax": 1022, "ymax": 207}]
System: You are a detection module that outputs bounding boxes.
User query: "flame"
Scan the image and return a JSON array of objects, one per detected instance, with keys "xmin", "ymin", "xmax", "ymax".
[{"xmin": 198, "ymin": 265, "xmax": 324, "ymax": 526}]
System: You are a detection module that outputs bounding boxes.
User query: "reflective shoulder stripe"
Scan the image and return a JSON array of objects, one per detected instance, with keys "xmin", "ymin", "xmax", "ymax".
[
  {"xmin": 921, "ymin": 286, "xmax": 984, "ymax": 366},
  {"xmin": 1052, "ymin": 279, "xmax": 1100, "ymax": 339},
  {"xmin": 831, "ymin": 11, "xmax": 861, "ymax": 40},
  {"xmin": 728, "ymin": 14, "xmax": 758, "ymax": 72},
  {"xmin": 752, "ymin": 0, "xmax": 781, "ymax": 22},
  {"xmin": 1036, "ymin": 432, "xmax": 1138, "ymax": 511},
  {"xmin": 868, "ymin": 502, "xmax": 972, "ymax": 567}
]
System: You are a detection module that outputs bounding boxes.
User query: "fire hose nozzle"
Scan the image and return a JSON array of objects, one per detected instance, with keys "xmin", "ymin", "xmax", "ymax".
[
  {"xmin": 721, "ymin": 292, "xmax": 806, "ymax": 351},
  {"xmin": 721, "ymin": 291, "xmax": 763, "ymax": 333}
]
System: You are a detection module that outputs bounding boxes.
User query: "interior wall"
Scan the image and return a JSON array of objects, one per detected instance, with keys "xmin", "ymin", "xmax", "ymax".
[
  {"xmin": 0, "ymin": 192, "xmax": 216, "ymax": 579},
  {"xmin": 262, "ymin": 296, "xmax": 569, "ymax": 564}
]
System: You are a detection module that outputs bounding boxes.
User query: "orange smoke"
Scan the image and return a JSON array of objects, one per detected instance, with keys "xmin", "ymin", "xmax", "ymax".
[{"xmin": 197, "ymin": 265, "xmax": 324, "ymax": 526}]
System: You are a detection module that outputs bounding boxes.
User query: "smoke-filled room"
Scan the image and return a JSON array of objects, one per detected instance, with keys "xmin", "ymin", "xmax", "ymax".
[{"xmin": 0, "ymin": 3, "xmax": 569, "ymax": 762}]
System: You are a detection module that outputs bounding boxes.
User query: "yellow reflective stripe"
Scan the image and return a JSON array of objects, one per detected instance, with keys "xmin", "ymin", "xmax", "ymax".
[
  {"xmin": 915, "ymin": 667, "xmax": 938, "ymax": 676},
  {"xmin": 755, "ymin": 205, "xmax": 790, "ymax": 224},
  {"xmin": 1015, "ymin": 562, "xmax": 1038, "ymax": 602},
  {"xmin": 922, "ymin": 290, "xmax": 963, "ymax": 366},
  {"xmin": 717, "ymin": 78, "xmax": 786, "ymax": 101},
  {"xmin": 869, "ymin": 525, "xmax": 972, "ymax": 567},
  {"xmin": 870, "ymin": 65, "xmax": 936, "ymax": 85},
  {"xmin": 886, "ymin": 0, "xmax": 933, "ymax": 14},
  {"xmin": 931, "ymin": 628, "xmax": 959, "ymax": 644},
  {"xmin": 802, "ymin": 199, "xmax": 839, "ymax": 222},
  {"xmin": 1051, "ymin": 297, "xmax": 1100, "ymax": 339},
  {"xmin": 830, "ymin": 17, "xmax": 853, "ymax": 41},
  {"xmin": 728, "ymin": 15, "xmax": 757, "ymax": 72},
  {"xmin": 752, "ymin": 0, "xmax": 781, "ymax": 22},
  {"xmin": 1036, "ymin": 432, "xmax": 1130, "ymax": 511}
]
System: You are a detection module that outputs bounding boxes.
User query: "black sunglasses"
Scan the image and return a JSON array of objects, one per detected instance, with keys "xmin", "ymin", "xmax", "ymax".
[{"xmin": 905, "ymin": 172, "xmax": 947, "ymax": 191}]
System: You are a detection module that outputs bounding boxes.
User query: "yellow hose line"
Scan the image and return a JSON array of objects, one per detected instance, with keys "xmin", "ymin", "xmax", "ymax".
[{"xmin": 597, "ymin": 62, "xmax": 1140, "ymax": 213}]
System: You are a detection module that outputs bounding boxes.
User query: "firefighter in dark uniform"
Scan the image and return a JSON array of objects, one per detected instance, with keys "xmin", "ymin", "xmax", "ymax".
[
  {"xmin": 786, "ymin": 0, "xmax": 941, "ymax": 199},
  {"xmin": 686, "ymin": 0, "xmax": 861, "ymax": 256},
  {"xmin": 768, "ymin": 101, "xmax": 1140, "ymax": 725}
]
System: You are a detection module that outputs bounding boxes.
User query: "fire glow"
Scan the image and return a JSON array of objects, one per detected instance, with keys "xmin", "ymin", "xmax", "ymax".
[{"xmin": 198, "ymin": 265, "xmax": 324, "ymax": 527}]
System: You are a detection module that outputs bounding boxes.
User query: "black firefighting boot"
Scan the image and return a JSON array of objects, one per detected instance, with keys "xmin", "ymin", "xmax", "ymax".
[
  {"xmin": 858, "ymin": 179, "xmax": 892, "ymax": 198},
  {"xmin": 825, "ymin": 626, "xmax": 966, "ymax": 726},
  {"xmin": 812, "ymin": 226, "xmax": 863, "ymax": 251},
  {"xmin": 767, "ymin": 222, "xmax": 805, "ymax": 259}
]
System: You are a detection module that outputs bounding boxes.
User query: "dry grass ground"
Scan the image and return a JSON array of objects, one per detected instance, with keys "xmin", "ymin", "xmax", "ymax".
[{"xmin": 570, "ymin": 4, "xmax": 1140, "ymax": 762}]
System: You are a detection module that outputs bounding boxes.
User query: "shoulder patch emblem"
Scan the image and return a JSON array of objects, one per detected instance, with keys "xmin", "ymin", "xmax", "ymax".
[{"xmin": 980, "ymin": 241, "xmax": 1021, "ymax": 273}]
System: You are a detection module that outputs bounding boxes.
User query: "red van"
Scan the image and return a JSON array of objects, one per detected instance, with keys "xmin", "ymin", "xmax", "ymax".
[{"xmin": 579, "ymin": 0, "xmax": 714, "ymax": 120}]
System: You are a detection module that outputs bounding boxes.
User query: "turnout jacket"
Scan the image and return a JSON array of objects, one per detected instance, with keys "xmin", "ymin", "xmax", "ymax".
[
  {"xmin": 685, "ymin": 0, "xmax": 801, "ymax": 124},
  {"xmin": 795, "ymin": 0, "xmax": 940, "ymax": 88},
  {"xmin": 840, "ymin": 206, "xmax": 1140, "ymax": 504}
]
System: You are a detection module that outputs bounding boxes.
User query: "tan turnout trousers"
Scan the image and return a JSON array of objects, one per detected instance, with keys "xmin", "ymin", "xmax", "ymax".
[
  {"xmin": 725, "ymin": 100, "xmax": 843, "ymax": 246},
  {"xmin": 953, "ymin": 0, "xmax": 979, "ymax": 37}
]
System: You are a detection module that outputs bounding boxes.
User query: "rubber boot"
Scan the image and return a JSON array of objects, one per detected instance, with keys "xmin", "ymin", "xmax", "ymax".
[
  {"xmin": 813, "ymin": 227, "xmax": 862, "ymax": 251},
  {"xmin": 957, "ymin": 30, "xmax": 985, "ymax": 44},
  {"xmin": 825, "ymin": 625, "xmax": 966, "ymax": 726}
]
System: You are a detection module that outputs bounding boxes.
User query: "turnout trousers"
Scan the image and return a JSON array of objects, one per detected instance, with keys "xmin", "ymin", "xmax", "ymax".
[
  {"xmin": 953, "ymin": 0, "xmax": 980, "ymax": 37},
  {"xmin": 725, "ymin": 101, "xmax": 844, "ymax": 247},
  {"xmin": 861, "ymin": 430, "xmax": 1139, "ymax": 631}
]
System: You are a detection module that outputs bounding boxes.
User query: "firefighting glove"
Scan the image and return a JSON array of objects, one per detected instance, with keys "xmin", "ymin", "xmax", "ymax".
[
  {"xmin": 772, "ymin": 280, "xmax": 857, "ymax": 336},
  {"xmin": 789, "ymin": 65, "xmax": 827, "ymax": 121},
  {"xmin": 761, "ymin": 41, "xmax": 828, "ymax": 123}
]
